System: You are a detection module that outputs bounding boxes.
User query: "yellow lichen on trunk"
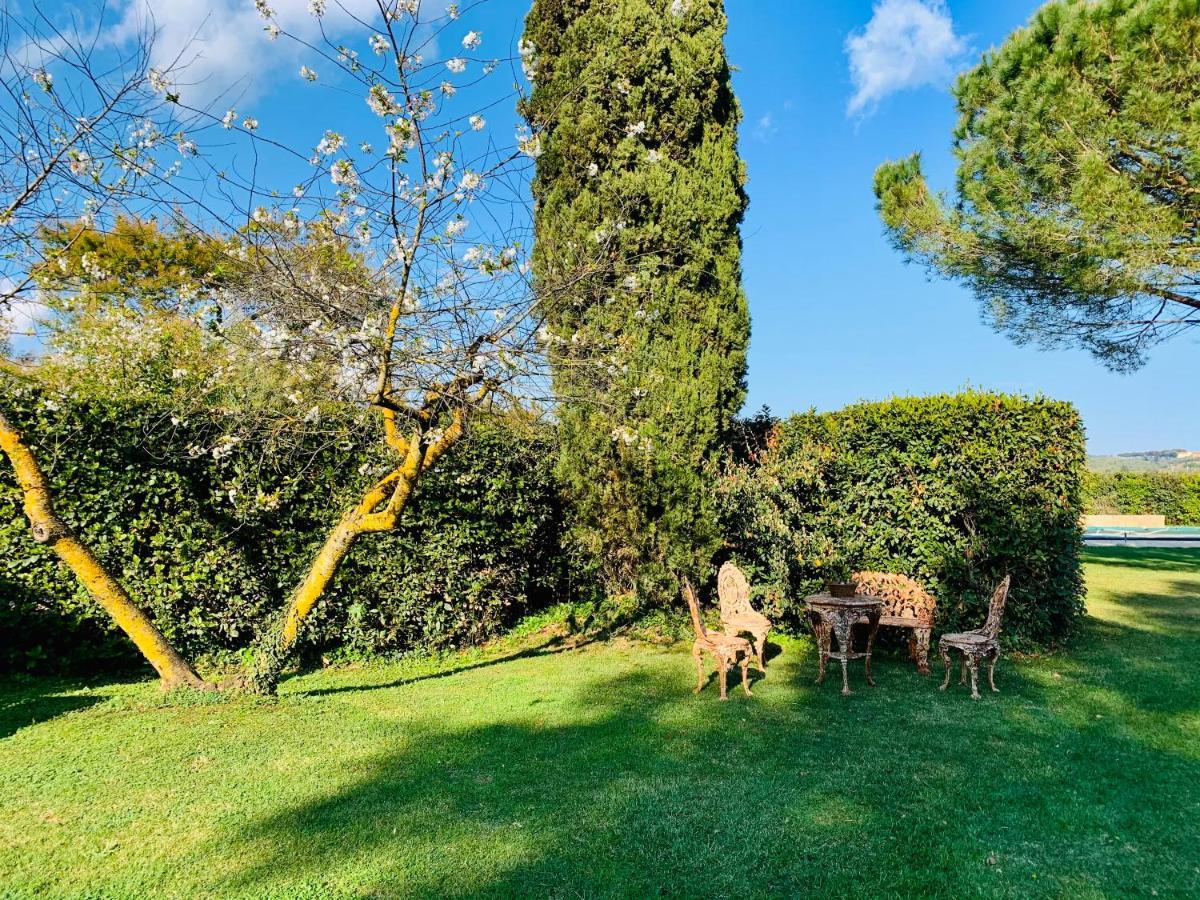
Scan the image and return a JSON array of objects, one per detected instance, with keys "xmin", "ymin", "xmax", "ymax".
[
  {"xmin": 252, "ymin": 417, "xmax": 474, "ymax": 692},
  {"xmin": 0, "ymin": 407, "xmax": 209, "ymax": 690}
]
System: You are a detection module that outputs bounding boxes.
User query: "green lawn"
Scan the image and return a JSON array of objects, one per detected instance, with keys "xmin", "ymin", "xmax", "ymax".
[{"xmin": 2, "ymin": 549, "xmax": 1199, "ymax": 898}]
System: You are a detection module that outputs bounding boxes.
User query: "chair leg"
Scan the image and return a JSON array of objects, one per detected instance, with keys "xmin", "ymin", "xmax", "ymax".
[
  {"xmin": 959, "ymin": 658, "xmax": 967, "ymax": 686},
  {"xmin": 988, "ymin": 648, "xmax": 1000, "ymax": 693},
  {"xmin": 693, "ymin": 645, "xmax": 704, "ymax": 694},
  {"xmin": 939, "ymin": 644, "xmax": 952, "ymax": 691},
  {"xmin": 740, "ymin": 657, "xmax": 753, "ymax": 697},
  {"xmin": 967, "ymin": 654, "xmax": 980, "ymax": 700},
  {"xmin": 755, "ymin": 631, "xmax": 767, "ymax": 673},
  {"xmin": 718, "ymin": 661, "xmax": 729, "ymax": 701},
  {"xmin": 915, "ymin": 628, "xmax": 932, "ymax": 675}
]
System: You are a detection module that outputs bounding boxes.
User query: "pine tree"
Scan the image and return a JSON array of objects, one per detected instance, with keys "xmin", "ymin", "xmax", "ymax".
[
  {"xmin": 522, "ymin": 0, "xmax": 749, "ymax": 602},
  {"xmin": 875, "ymin": 0, "xmax": 1200, "ymax": 371}
]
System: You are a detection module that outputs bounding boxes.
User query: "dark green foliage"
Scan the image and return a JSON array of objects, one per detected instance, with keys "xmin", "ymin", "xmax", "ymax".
[
  {"xmin": 0, "ymin": 385, "xmax": 571, "ymax": 674},
  {"xmin": 875, "ymin": 0, "xmax": 1200, "ymax": 370},
  {"xmin": 1084, "ymin": 472, "xmax": 1200, "ymax": 525},
  {"xmin": 717, "ymin": 392, "xmax": 1087, "ymax": 649},
  {"xmin": 522, "ymin": 0, "xmax": 750, "ymax": 601}
]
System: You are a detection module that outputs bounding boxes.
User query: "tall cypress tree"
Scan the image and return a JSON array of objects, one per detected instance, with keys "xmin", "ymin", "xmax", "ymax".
[{"xmin": 522, "ymin": 0, "xmax": 749, "ymax": 603}]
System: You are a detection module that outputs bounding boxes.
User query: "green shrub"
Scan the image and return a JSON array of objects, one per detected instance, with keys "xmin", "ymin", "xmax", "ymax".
[
  {"xmin": 0, "ymin": 385, "xmax": 574, "ymax": 674},
  {"xmin": 1083, "ymin": 472, "xmax": 1200, "ymax": 525},
  {"xmin": 717, "ymin": 392, "xmax": 1086, "ymax": 649}
]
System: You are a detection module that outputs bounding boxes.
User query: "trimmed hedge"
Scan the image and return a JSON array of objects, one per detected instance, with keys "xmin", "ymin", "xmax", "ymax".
[
  {"xmin": 717, "ymin": 392, "xmax": 1086, "ymax": 649},
  {"xmin": 1083, "ymin": 472, "xmax": 1200, "ymax": 525},
  {"xmin": 0, "ymin": 385, "xmax": 573, "ymax": 674}
]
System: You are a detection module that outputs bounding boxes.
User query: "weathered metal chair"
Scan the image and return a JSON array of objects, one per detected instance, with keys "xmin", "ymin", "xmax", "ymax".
[
  {"xmin": 683, "ymin": 579, "xmax": 753, "ymax": 700},
  {"xmin": 717, "ymin": 562, "xmax": 772, "ymax": 672},
  {"xmin": 938, "ymin": 575, "xmax": 1011, "ymax": 699},
  {"xmin": 851, "ymin": 571, "xmax": 937, "ymax": 674}
]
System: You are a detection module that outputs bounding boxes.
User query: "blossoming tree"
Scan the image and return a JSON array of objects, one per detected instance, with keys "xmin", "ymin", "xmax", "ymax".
[
  {"xmin": 0, "ymin": 7, "xmax": 210, "ymax": 688},
  {"xmin": 205, "ymin": 0, "xmax": 604, "ymax": 692}
]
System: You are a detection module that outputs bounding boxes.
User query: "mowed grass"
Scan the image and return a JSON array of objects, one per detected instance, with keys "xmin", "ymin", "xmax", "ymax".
[{"xmin": 2, "ymin": 549, "xmax": 1199, "ymax": 899}]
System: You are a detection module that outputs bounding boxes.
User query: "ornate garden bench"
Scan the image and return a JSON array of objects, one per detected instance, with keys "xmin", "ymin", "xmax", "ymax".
[{"xmin": 850, "ymin": 571, "xmax": 937, "ymax": 674}]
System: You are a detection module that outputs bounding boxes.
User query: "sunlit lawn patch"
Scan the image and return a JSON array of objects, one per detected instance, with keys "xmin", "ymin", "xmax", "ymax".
[{"xmin": 2, "ymin": 549, "xmax": 1197, "ymax": 898}]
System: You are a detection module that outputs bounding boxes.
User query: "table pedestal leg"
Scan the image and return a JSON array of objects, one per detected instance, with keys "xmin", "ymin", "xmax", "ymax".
[
  {"xmin": 864, "ymin": 609, "xmax": 881, "ymax": 687},
  {"xmin": 831, "ymin": 615, "xmax": 853, "ymax": 696},
  {"xmin": 811, "ymin": 613, "xmax": 829, "ymax": 685}
]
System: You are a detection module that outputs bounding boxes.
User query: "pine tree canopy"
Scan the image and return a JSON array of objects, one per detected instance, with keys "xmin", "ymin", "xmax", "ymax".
[{"xmin": 874, "ymin": 0, "xmax": 1200, "ymax": 371}]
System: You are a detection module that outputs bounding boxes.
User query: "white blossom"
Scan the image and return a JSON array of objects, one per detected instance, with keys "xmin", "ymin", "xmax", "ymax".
[
  {"xmin": 462, "ymin": 31, "xmax": 482, "ymax": 50},
  {"xmin": 316, "ymin": 130, "xmax": 344, "ymax": 156},
  {"xmin": 68, "ymin": 151, "xmax": 91, "ymax": 177},
  {"xmin": 625, "ymin": 120, "xmax": 646, "ymax": 137},
  {"xmin": 670, "ymin": 0, "xmax": 690, "ymax": 17},
  {"xmin": 221, "ymin": 108, "xmax": 237, "ymax": 128},
  {"xmin": 254, "ymin": 0, "xmax": 274, "ymax": 19},
  {"xmin": 469, "ymin": 114, "xmax": 486, "ymax": 131},
  {"xmin": 369, "ymin": 34, "xmax": 389, "ymax": 55},
  {"xmin": 242, "ymin": 116, "xmax": 259, "ymax": 131},
  {"xmin": 518, "ymin": 133, "xmax": 543, "ymax": 158},
  {"xmin": 32, "ymin": 69, "xmax": 52, "ymax": 91},
  {"xmin": 587, "ymin": 162, "xmax": 600, "ymax": 177},
  {"xmin": 300, "ymin": 65, "xmax": 318, "ymax": 82},
  {"xmin": 446, "ymin": 218, "xmax": 468, "ymax": 237},
  {"xmin": 646, "ymin": 149, "xmax": 662, "ymax": 163},
  {"xmin": 445, "ymin": 57, "xmax": 467, "ymax": 74},
  {"xmin": 308, "ymin": 0, "xmax": 326, "ymax": 16},
  {"xmin": 440, "ymin": 81, "xmax": 456, "ymax": 97},
  {"xmin": 458, "ymin": 171, "xmax": 483, "ymax": 194},
  {"xmin": 367, "ymin": 84, "xmax": 399, "ymax": 116},
  {"xmin": 148, "ymin": 68, "xmax": 170, "ymax": 95},
  {"xmin": 330, "ymin": 159, "xmax": 359, "ymax": 188},
  {"xmin": 265, "ymin": 23, "xmax": 281, "ymax": 40}
]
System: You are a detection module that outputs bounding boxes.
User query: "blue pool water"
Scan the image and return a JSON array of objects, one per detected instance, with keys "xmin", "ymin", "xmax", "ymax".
[{"xmin": 1084, "ymin": 526, "xmax": 1200, "ymax": 546}]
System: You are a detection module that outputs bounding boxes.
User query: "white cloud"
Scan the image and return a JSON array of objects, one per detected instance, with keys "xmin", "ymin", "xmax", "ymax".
[
  {"xmin": 845, "ymin": 0, "xmax": 967, "ymax": 116},
  {"xmin": 753, "ymin": 112, "xmax": 777, "ymax": 142},
  {"xmin": 104, "ymin": 1, "xmax": 444, "ymax": 106}
]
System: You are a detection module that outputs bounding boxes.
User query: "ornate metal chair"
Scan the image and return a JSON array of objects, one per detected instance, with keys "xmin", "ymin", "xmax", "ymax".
[
  {"xmin": 683, "ymin": 579, "xmax": 753, "ymax": 701},
  {"xmin": 938, "ymin": 575, "xmax": 1011, "ymax": 700},
  {"xmin": 851, "ymin": 571, "xmax": 937, "ymax": 674},
  {"xmin": 717, "ymin": 562, "xmax": 772, "ymax": 672}
]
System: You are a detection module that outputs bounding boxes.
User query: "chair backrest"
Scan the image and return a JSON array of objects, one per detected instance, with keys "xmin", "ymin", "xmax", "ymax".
[
  {"xmin": 717, "ymin": 562, "xmax": 753, "ymax": 619},
  {"xmin": 851, "ymin": 571, "xmax": 937, "ymax": 624},
  {"xmin": 682, "ymin": 579, "xmax": 708, "ymax": 639},
  {"xmin": 980, "ymin": 575, "xmax": 1012, "ymax": 639}
]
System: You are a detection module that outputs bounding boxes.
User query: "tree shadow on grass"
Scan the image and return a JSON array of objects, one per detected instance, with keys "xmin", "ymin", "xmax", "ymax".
[
  {"xmin": 292, "ymin": 634, "xmax": 594, "ymax": 698},
  {"xmin": 203, "ymin": 640, "xmax": 1200, "ymax": 899},
  {"xmin": 0, "ymin": 680, "xmax": 108, "ymax": 740}
]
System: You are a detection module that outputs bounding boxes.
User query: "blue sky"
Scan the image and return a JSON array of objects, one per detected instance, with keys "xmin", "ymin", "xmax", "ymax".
[
  {"xmin": 22, "ymin": 0, "xmax": 1196, "ymax": 453},
  {"xmin": 724, "ymin": 0, "xmax": 1196, "ymax": 454}
]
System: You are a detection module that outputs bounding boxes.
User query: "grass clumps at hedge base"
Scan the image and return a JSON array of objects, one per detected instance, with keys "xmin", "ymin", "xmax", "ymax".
[
  {"xmin": 1084, "ymin": 471, "xmax": 1200, "ymax": 525},
  {"xmin": 718, "ymin": 391, "xmax": 1087, "ymax": 649},
  {"xmin": 0, "ymin": 384, "xmax": 572, "ymax": 675}
]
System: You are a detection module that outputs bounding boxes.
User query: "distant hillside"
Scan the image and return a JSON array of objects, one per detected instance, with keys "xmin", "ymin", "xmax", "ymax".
[{"xmin": 1089, "ymin": 449, "xmax": 1200, "ymax": 473}]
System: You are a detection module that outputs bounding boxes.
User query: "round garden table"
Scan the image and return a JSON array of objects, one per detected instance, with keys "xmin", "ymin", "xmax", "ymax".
[{"xmin": 804, "ymin": 593, "xmax": 884, "ymax": 696}]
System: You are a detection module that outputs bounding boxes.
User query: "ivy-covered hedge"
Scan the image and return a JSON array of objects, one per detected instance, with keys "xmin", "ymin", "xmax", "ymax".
[
  {"xmin": 717, "ymin": 392, "xmax": 1086, "ymax": 649},
  {"xmin": 1083, "ymin": 472, "xmax": 1200, "ymax": 525},
  {"xmin": 0, "ymin": 385, "xmax": 573, "ymax": 674}
]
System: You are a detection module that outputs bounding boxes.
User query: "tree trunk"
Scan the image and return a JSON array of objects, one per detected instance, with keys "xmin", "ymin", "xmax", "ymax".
[
  {"xmin": 246, "ymin": 461, "xmax": 423, "ymax": 694},
  {"xmin": 0, "ymin": 407, "xmax": 210, "ymax": 690},
  {"xmin": 245, "ymin": 513, "xmax": 366, "ymax": 693}
]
